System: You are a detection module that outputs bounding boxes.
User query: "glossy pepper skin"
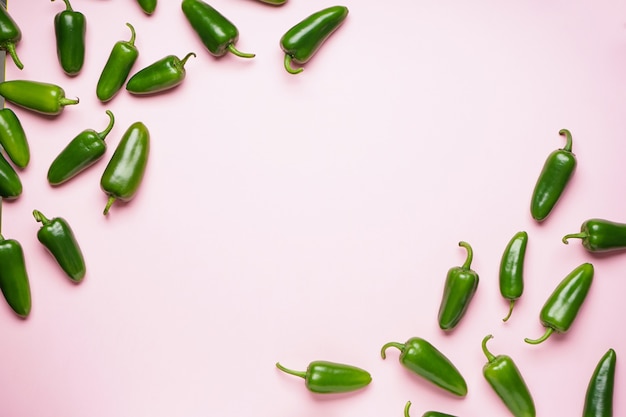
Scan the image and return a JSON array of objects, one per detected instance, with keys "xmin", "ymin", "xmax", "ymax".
[
  {"xmin": 181, "ymin": 0, "xmax": 255, "ymax": 58},
  {"xmin": 100, "ymin": 122, "xmax": 150, "ymax": 215},
  {"xmin": 275, "ymin": 360, "xmax": 371, "ymax": 393},
  {"xmin": 280, "ymin": 5, "xmax": 349, "ymax": 74},
  {"xmin": 437, "ymin": 241, "xmax": 479, "ymax": 331},
  {"xmin": 96, "ymin": 23, "xmax": 139, "ymax": 102},
  {"xmin": 47, "ymin": 110, "xmax": 115, "ymax": 186},
  {"xmin": 0, "ymin": 108, "xmax": 29, "ymax": 168},
  {"xmin": 530, "ymin": 129, "xmax": 577, "ymax": 222},
  {"xmin": 53, "ymin": 0, "xmax": 86, "ymax": 76},
  {"xmin": 524, "ymin": 262, "xmax": 594, "ymax": 345},
  {"xmin": 582, "ymin": 348, "xmax": 616, "ymax": 417},
  {"xmin": 33, "ymin": 210, "xmax": 86, "ymax": 282},
  {"xmin": 126, "ymin": 52, "xmax": 196, "ymax": 95},
  {"xmin": 499, "ymin": 231, "xmax": 528, "ymax": 322},
  {"xmin": 0, "ymin": 80, "xmax": 79, "ymax": 116},
  {"xmin": 404, "ymin": 400, "xmax": 457, "ymax": 417},
  {"xmin": 0, "ymin": 4, "xmax": 24, "ymax": 69},
  {"xmin": 0, "ymin": 152, "xmax": 22, "ymax": 199},
  {"xmin": 562, "ymin": 219, "xmax": 626, "ymax": 254},
  {"xmin": 136, "ymin": 0, "xmax": 157, "ymax": 15},
  {"xmin": 482, "ymin": 335, "xmax": 536, "ymax": 417},
  {"xmin": 0, "ymin": 234, "xmax": 31, "ymax": 318},
  {"xmin": 381, "ymin": 337, "xmax": 467, "ymax": 397}
]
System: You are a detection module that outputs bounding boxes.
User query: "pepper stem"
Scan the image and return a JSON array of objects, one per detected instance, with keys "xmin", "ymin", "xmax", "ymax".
[
  {"xmin": 103, "ymin": 196, "xmax": 116, "ymax": 215},
  {"xmin": 126, "ymin": 23, "xmax": 136, "ymax": 46},
  {"xmin": 284, "ymin": 54, "xmax": 303, "ymax": 75},
  {"xmin": 502, "ymin": 299, "xmax": 515, "ymax": 322},
  {"xmin": 524, "ymin": 327, "xmax": 554, "ymax": 345},
  {"xmin": 4, "ymin": 43, "xmax": 23, "ymax": 70},
  {"xmin": 380, "ymin": 341, "xmax": 405, "ymax": 359},
  {"xmin": 32, "ymin": 209, "xmax": 51, "ymax": 225},
  {"xmin": 559, "ymin": 129, "xmax": 573, "ymax": 152},
  {"xmin": 562, "ymin": 232, "xmax": 588, "ymax": 244},
  {"xmin": 60, "ymin": 97, "xmax": 80, "ymax": 107},
  {"xmin": 404, "ymin": 401, "xmax": 412, "ymax": 417},
  {"xmin": 275, "ymin": 362, "xmax": 306, "ymax": 379},
  {"xmin": 52, "ymin": 0, "xmax": 74, "ymax": 11},
  {"xmin": 458, "ymin": 241, "xmax": 473, "ymax": 269},
  {"xmin": 481, "ymin": 334, "xmax": 496, "ymax": 362},
  {"xmin": 97, "ymin": 110, "xmax": 115, "ymax": 140},
  {"xmin": 227, "ymin": 43, "xmax": 255, "ymax": 59},
  {"xmin": 179, "ymin": 52, "xmax": 196, "ymax": 68}
]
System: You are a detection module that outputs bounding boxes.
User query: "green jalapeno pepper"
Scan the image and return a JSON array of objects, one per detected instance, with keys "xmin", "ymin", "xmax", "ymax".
[
  {"xmin": 437, "ymin": 241, "xmax": 479, "ymax": 331},
  {"xmin": 381, "ymin": 337, "xmax": 467, "ymax": 397},
  {"xmin": 0, "ymin": 232, "xmax": 31, "ymax": 318},
  {"xmin": 136, "ymin": 0, "xmax": 157, "ymax": 15},
  {"xmin": 481, "ymin": 335, "xmax": 536, "ymax": 417},
  {"xmin": 404, "ymin": 400, "xmax": 456, "ymax": 417},
  {"xmin": 53, "ymin": 0, "xmax": 86, "ymax": 76},
  {"xmin": 0, "ymin": 79, "xmax": 78, "ymax": 116},
  {"xmin": 255, "ymin": 0, "xmax": 287, "ymax": 5},
  {"xmin": 181, "ymin": 0, "xmax": 255, "ymax": 59},
  {"xmin": 47, "ymin": 110, "xmax": 115, "ymax": 186},
  {"xmin": 499, "ymin": 231, "xmax": 528, "ymax": 322},
  {"xmin": 126, "ymin": 52, "xmax": 196, "ymax": 95},
  {"xmin": 524, "ymin": 262, "xmax": 594, "ymax": 345},
  {"xmin": 275, "ymin": 360, "xmax": 371, "ymax": 393},
  {"xmin": 582, "ymin": 348, "xmax": 616, "ymax": 417},
  {"xmin": 96, "ymin": 23, "xmax": 139, "ymax": 102},
  {"xmin": 562, "ymin": 218, "xmax": 626, "ymax": 254},
  {"xmin": 0, "ymin": 4, "xmax": 24, "ymax": 69},
  {"xmin": 33, "ymin": 209, "xmax": 86, "ymax": 282},
  {"xmin": 530, "ymin": 129, "xmax": 577, "ymax": 222},
  {"xmin": 280, "ymin": 5, "xmax": 349, "ymax": 74},
  {"xmin": 0, "ymin": 108, "xmax": 29, "ymax": 168},
  {"xmin": 0, "ymin": 152, "xmax": 22, "ymax": 199},
  {"xmin": 100, "ymin": 121, "xmax": 150, "ymax": 215}
]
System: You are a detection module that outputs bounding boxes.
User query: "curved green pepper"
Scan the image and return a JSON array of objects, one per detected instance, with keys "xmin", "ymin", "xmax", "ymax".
[
  {"xmin": 482, "ymin": 335, "xmax": 536, "ymax": 417},
  {"xmin": 0, "ymin": 152, "xmax": 22, "ymax": 199},
  {"xmin": 0, "ymin": 233, "xmax": 31, "ymax": 318},
  {"xmin": 499, "ymin": 231, "xmax": 528, "ymax": 322},
  {"xmin": 524, "ymin": 262, "xmax": 594, "ymax": 345},
  {"xmin": 275, "ymin": 360, "xmax": 371, "ymax": 393},
  {"xmin": 126, "ymin": 52, "xmax": 196, "ymax": 95},
  {"xmin": 96, "ymin": 23, "xmax": 139, "ymax": 102},
  {"xmin": 136, "ymin": 0, "xmax": 157, "ymax": 15},
  {"xmin": 562, "ymin": 218, "xmax": 626, "ymax": 253},
  {"xmin": 381, "ymin": 337, "xmax": 467, "ymax": 397},
  {"xmin": 100, "ymin": 121, "xmax": 150, "ymax": 215},
  {"xmin": 280, "ymin": 5, "xmax": 349, "ymax": 74},
  {"xmin": 0, "ymin": 108, "xmax": 29, "ymax": 168},
  {"xmin": 530, "ymin": 129, "xmax": 577, "ymax": 222},
  {"xmin": 33, "ymin": 209, "xmax": 86, "ymax": 282},
  {"xmin": 404, "ymin": 400, "xmax": 456, "ymax": 417},
  {"xmin": 53, "ymin": 0, "xmax": 86, "ymax": 76},
  {"xmin": 47, "ymin": 110, "xmax": 115, "ymax": 186},
  {"xmin": 181, "ymin": 0, "xmax": 255, "ymax": 58},
  {"xmin": 437, "ymin": 241, "xmax": 479, "ymax": 331},
  {"xmin": 0, "ymin": 4, "xmax": 24, "ymax": 69},
  {"xmin": 583, "ymin": 348, "xmax": 616, "ymax": 417},
  {"xmin": 0, "ymin": 79, "xmax": 79, "ymax": 116}
]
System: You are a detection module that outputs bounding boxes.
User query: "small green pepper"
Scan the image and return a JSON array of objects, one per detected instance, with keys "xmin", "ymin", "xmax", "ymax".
[
  {"xmin": 100, "ymin": 121, "xmax": 150, "ymax": 215},
  {"xmin": 96, "ymin": 23, "xmax": 139, "ymax": 102},
  {"xmin": 562, "ymin": 218, "xmax": 626, "ymax": 254},
  {"xmin": 47, "ymin": 110, "xmax": 115, "ymax": 186},
  {"xmin": 52, "ymin": 0, "xmax": 86, "ymax": 76},
  {"xmin": 499, "ymin": 231, "xmax": 528, "ymax": 322},
  {"xmin": 181, "ymin": 0, "xmax": 255, "ymax": 58},
  {"xmin": 136, "ymin": 0, "xmax": 157, "ymax": 14},
  {"xmin": 0, "ymin": 232, "xmax": 31, "ymax": 318},
  {"xmin": 0, "ymin": 4, "xmax": 24, "ymax": 69},
  {"xmin": 381, "ymin": 337, "xmax": 467, "ymax": 397},
  {"xmin": 0, "ymin": 152, "xmax": 22, "ymax": 199},
  {"xmin": 275, "ymin": 360, "xmax": 371, "ymax": 393},
  {"xmin": 437, "ymin": 241, "xmax": 479, "ymax": 331},
  {"xmin": 280, "ymin": 5, "xmax": 349, "ymax": 74},
  {"xmin": 524, "ymin": 262, "xmax": 594, "ymax": 345},
  {"xmin": 582, "ymin": 348, "xmax": 616, "ymax": 417},
  {"xmin": 33, "ymin": 209, "xmax": 86, "ymax": 282},
  {"xmin": 482, "ymin": 335, "xmax": 536, "ymax": 417},
  {"xmin": 0, "ymin": 108, "xmax": 29, "ymax": 168},
  {"xmin": 126, "ymin": 52, "xmax": 196, "ymax": 95},
  {"xmin": 0, "ymin": 79, "xmax": 79, "ymax": 116},
  {"xmin": 404, "ymin": 400, "xmax": 457, "ymax": 417}
]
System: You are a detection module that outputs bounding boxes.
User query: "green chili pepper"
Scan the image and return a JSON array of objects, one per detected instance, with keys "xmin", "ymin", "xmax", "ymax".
[
  {"xmin": 482, "ymin": 335, "xmax": 536, "ymax": 417},
  {"xmin": 53, "ymin": 0, "xmax": 86, "ymax": 76},
  {"xmin": 562, "ymin": 218, "xmax": 626, "ymax": 254},
  {"xmin": 33, "ymin": 209, "xmax": 86, "ymax": 282},
  {"xmin": 530, "ymin": 129, "xmax": 577, "ymax": 222},
  {"xmin": 47, "ymin": 110, "xmax": 115, "ymax": 186},
  {"xmin": 96, "ymin": 23, "xmax": 139, "ymax": 102},
  {"xmin": 275, "ymin": 360, "xmax": 371, "ymax": 393},
  {"xmin": 181, "ymin": 0, "xmax": 255, "ymax": 59},
  {"xmin": 524, "ymin": 262, "xmax": 594, "ymax": 345},
  {"xmin": 0, "ymin": 152, "xmax": 22, "ymax": 199},
  {"xmin": 280, "ymin": 5, "xmax": 349, "ymax": 74},
  {"xmin": 136, "ymin": 0, "xmax": 157, "ymax": 15},
  {"xmin": 381, "ymin": 337, "xmax": 467, "ymax": 397},
  {"xmin": 0, "ymin": 232, "xmax": 31, "ymax": 318},
  {"xmin": 499, "ymin": 231, "xmax": 528, "ymax": 322},
  {"xmin": 100, "ymin": 121, "xmax": 150, "ymax": 215},
  {"xmin": 0, "ymin": 79, "xmax": 79, "ymax": 116},
  {"xmin": 404, "ymin": 400, "xmax": 457, "ymax": 417},
  {"xmin": 126, "ymin": 52, "xmax": 196, "ymax": 95},
  {"xmin": 0, "ymin": 4, "xmax": 24, "ymax": 69},
  {"xmin": 437, "ymin": 241, "xmax": 479, "ymax": 331},
  {"xmin": 255, "ymin": 0, "xmax": 287, "ymax": 5},
  {"xmin": 582, "ymin": 348, "xmax": 616, "ymax": 417},
  {"xmin": 0, "ymin": 108, "xmax": 29, "ymax": 168}
]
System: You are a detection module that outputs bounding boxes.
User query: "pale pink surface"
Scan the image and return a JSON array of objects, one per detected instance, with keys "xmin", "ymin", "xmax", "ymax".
[{"xmin": 0, "ymin": 0, "xmax": 625, "ymax": 416}]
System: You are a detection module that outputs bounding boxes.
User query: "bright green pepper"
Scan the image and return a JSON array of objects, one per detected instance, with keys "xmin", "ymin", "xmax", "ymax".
[
  {"xmin": 582, "ymin": 348, "xmax": 616, "ymax": 417},
  {"xmin": 96, "ymin": 23, "xmax": 139, "ymax": 102},
  {"xmin": 0, "ymin": 3, "xmax": 24, "ymax": 69},
  {"xmin": 0, "ymin": 107, "xmax": 29, "ymax": 168},
  {"xmin": 126, "ymin": 52, "xmax": 196, "ymax": 95},
  {"xmin": 275, "ymin": 360, "xmax": 371, "ymax": 393},
  {"xmin": 0, "ymin": 152, "xmax": 22, "ymax": 199},
  {"xmin": 53, "ymin": 0, "xmax": 86, "ymax": 76},
  {"xmin": 499, "ymin": 231, "xmax": 528, "ymax": 322},
  {"xmin": 404, "ymin": 400, "xmax": 457, "ymax": 417},
  {"xmin": 0, "ymin": 79, "xmax": 79, "ymax": 116},
  {"xmin": 562, "ymin": 218, "xmax": 626, "ymax": 254},
  {"xmin": 136, "ymin": 0, "xmax": 157, "ymax": 14},
  {"xmin": 0, "ymin": 232, "xmax": 31, "ymax": 318}
]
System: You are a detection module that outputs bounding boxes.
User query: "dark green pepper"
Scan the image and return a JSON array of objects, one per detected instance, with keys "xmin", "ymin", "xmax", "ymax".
[
  {"xmin": 275, "ymin": 360, "xmax": 371, "ymax": 393},
  {"xmin": 0, "ymin": 152, "xmax": 22, "ymax": 199},
  {"xmin": 562, "ymin": 218, "xmax": 626, "ymax": 254},
  {"xmin": 437, "ymin": 241, "xmax": 479, "ymax": 331},
  {"xmin": 181, "ymin": 0, "xmax": 255, "ymax": 58},
  {"xmin": 499, "ymin": 231, "xmax": 528, "ymax": 322},
  {"xmin": 524, "ymin": 262, "xmax": 594, "ymax": 345},
  {"xmin": 47, "ymin": 110, "xmax": 115, "ymax": 186},
  {"xmin": 0, "ymin": 107, "xmax": 29, "ymax": 168},
  {"xmin": 126, "ymin": 52, "xmax": 196, "ymax": 95},
  {"xmin": 0, "ymin": 79, "xmax": 79, "ymax": 116},
  {"xmin": 0, "ymin": 232, "xmax": 31, "ymax": 318},
  {"xmin": 96, "ymin": 23, "xmax": 139, "ymax": 102},
  {"xmin": 33, "ymin": 209, "xmax": 86, "ymax": 282},
  {"xmin": 482, "ymin": 335, "xmax": 536, "ymax": 417},
  {"xmin": 530, "ymin": 129, "xmax": 577, "ymax": 222},
  {"xmin": 0, "ymin": 4, "xmax": 24, "ymax": 69},
  {"xmin": 100, "ymin": 121, "xmax": 150, "ymax": 215},
  {"xmin": 582, "ymin": 348, "xmax": 616, "ymax": 417},
  {"xmin": 136, "ymin": 0, "xmax": 157, "ymax": 15},
  {"xmin": 381, "ymin": 337, "xmax": 467, "ymax": 397},
  {"xmin": 53, "ymin": 0, "xmax": 86, "ymax": 76},
  {"xmin": 404, "ymin": 400, "xmax": 457, "ymax": 417},
  {"xmin": 280, "ymin": 5, "xmax": 349, "ymax": 74}
]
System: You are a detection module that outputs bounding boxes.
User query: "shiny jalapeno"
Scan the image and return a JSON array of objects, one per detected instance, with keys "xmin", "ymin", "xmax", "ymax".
[
  {"xmin": 96, "ymin": 23, "xmax": 139, "ymax": 102},
  {"xmin": 52, "ymin": 0, "xmax": 86, "ymax": 76},
  {"xmin": 136, "ymin": 0, "xmax": 157, "ymax": 15},
  {"xmin": 275, "ymin": 360, "xmax": 371, "ymax": 394},
  {"xmin": 0, "ymin": 233, "xmax": 31, "ymax": 318},
  {"xmin": 0, "ymin": 108, "xmax": 29, "ymax": 168},
  {"xmin": 499, "ymin": 231, "xmax": 528, "ymax": 322},
  {"xmin": 0, "ymin": 152, "xmax": 22, "ymax": 199},
  {"xmin": 562, "ymin": 218, "xmax": 626, "ymax": 254},
  {"xmin": 0, "ymin": 4, "xmax": 24, "ymax": 69},
  {"xmin": 0, "ymin": 79, "xmax": 79, "ymax": 116},
  {"xmin": 404, "ymin": 400, "xmax": 457, "ymax": 417},
  {"xmin": 126, "ymin": 52, "xmax": 196, "ymax": 95},
  {"xmin": 582, "ymin": 348, "xmax": 616, "ymax": 417}
]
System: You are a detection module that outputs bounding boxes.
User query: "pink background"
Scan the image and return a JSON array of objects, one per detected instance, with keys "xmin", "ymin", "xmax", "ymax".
[{"xmin": 1, "ymin": 0, "xmax": 625, "ymax": 415}]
